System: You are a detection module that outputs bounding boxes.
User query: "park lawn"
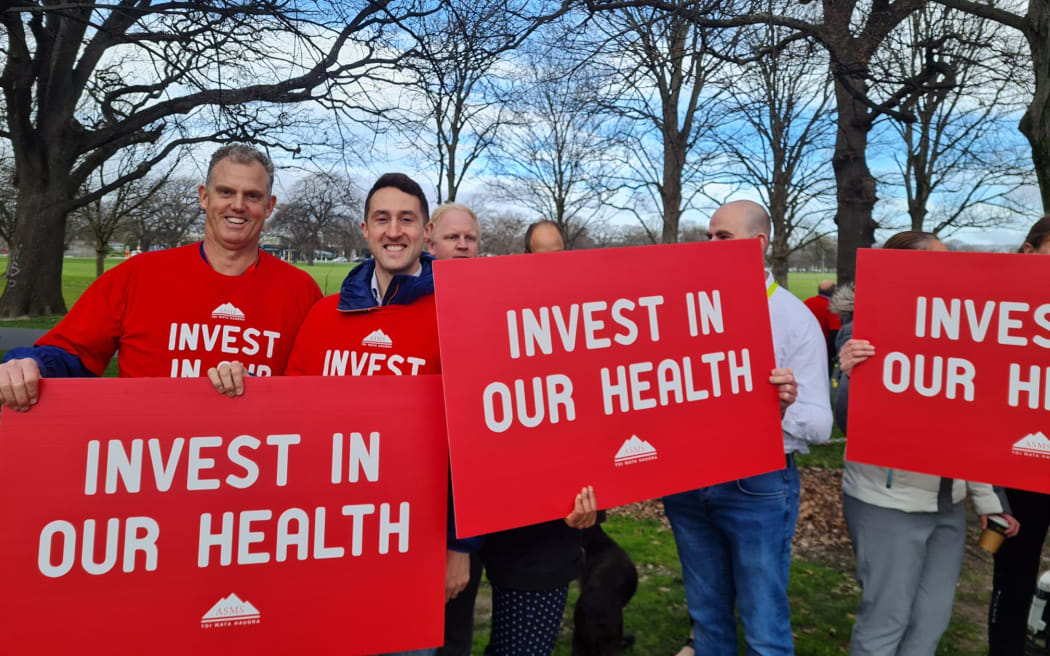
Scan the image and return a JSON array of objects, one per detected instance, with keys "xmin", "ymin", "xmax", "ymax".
[{"xmin": 465, "ymin": 513, "xmax": 985, "ymax": 656}]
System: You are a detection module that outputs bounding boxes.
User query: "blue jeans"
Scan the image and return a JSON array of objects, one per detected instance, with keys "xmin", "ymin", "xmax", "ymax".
[{"xmin": 663, "ymin": 458, "xmax": 800, "ymax": 656}]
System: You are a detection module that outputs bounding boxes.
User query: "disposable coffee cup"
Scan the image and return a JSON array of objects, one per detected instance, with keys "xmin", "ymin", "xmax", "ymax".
[{"xmin": 980, "ymin": 515, "xmax": 1010, "ymax": 554}]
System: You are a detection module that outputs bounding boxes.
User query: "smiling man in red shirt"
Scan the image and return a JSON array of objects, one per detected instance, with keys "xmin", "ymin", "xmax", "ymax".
[{"xmin": 0, "ymin": 144, "xmax": 321, "ymax": 409}]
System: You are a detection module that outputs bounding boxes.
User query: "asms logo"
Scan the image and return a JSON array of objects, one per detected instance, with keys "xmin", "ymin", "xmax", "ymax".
[
  {"xmin": 362, "ymin": 329, "xmax": 393, "ymax": 349},
  {"xmin": 1012, "ymin": 432, "xmax": 1050, "ymax": 460},
  {"xmin": 211, "ymin": 302, "xmax": 246, "ymax": 321},
  {"xmin": 201, "ymin": 593, "xmax": 260, "ymax": 629},
  {"xmin": 615, "ymin": 435, "xmax": 658, "ymax": 467}
]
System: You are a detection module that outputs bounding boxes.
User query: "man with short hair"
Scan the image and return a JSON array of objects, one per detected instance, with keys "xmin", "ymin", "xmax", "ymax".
[
  {"xmin": 282, "ymin": 173, "xmax": 470, "ymax": 656},
  {"xmin": 427, "ymin": 203, "xmax": 480, "ymax": 260},
  {"xmin": 664, "ymin": 199, "xmax": 832, "ymax": 656},
  {"xmin": 523, "ymin": 219, "xmax": 564, "ymax": 253},
  {"xmin": 0, "ymin": 144, "xmax": 322, "ymax": 409}
]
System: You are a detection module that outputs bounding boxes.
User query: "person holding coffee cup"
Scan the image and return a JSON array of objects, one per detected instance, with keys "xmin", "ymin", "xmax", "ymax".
[
  {"xmin": 833, "ymin": 231, "xmax": 1020, "ymax": 656},
  {"xmin": 987, "ymin": 216, "xmax": 1050, "ymax": 656}
]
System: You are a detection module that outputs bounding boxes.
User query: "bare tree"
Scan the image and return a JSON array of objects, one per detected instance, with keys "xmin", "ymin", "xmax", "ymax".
[
  {"xmin": 269, "ymin": 173, "xmax": 362, "ymax": 265},
  {"xmin": 323, "ymin": 216, "xmax": 368, "ymax": 259},
  {"xmin": 492, "ymin": 60, "xmax": 615, "ymax": 248},
  {"xmin": 588, "ymin": 0, "xmax": 944, "ymax": 283},
  {"xmin": 0, "ymin": 150, "xmax": 15, "ymax": 251},
  {"xmin": 874, "ymin": 3, "xmax": 1033, "ymax": 234},
  {"xmin": 932, "ymin": 0, "xmax": 1050, "ymax": 213},
  {"xmin": 0, "ymin": 1, "xmax": 464, "ymax": 316},
  {"xmin": 478, "ymin": 210, "xmax": 529, "ymax": 255},
  {"xmin": 588, "ymin": 1, "xmax": 731, "ymax": 244},
  {"xmin": 714, "ymin": 17, "xmax": 836, "ymax": 286},
  {"xmin": 74, "ymin": 149, "xmax": 175, "ymax": 277},
  {"xmin": 395, "ymin": 1, "xmax": 563, "ymax": 202},
  {"xmin": 121, "ymin": 178, "xmax": 201, "ymax": 252}
]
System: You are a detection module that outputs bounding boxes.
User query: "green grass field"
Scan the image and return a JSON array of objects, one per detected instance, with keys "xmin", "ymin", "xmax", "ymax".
[{"xmin": 465, "ymin": 512, "xmax": 984, "ymax": 656}]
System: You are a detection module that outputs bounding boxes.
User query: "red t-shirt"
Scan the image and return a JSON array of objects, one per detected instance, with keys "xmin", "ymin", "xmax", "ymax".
[
  {"xmin": 38, "ymin": 244, "xmax": 322, "ymax": 377},
  {"xmin": 285, "ymin": 293, "xmax": 441, "ymax": 376},
  {"xmin": 803, "ymin": 294, "xmax": 842, "ymax": 337}
]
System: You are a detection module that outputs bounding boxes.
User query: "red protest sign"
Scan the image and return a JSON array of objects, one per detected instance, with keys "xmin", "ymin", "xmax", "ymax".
[
  {"xmin": 847, "ymin": 249, "xmax": 1050, "ymax": 493},
  {"xmin": 0, "ymin": 376, "xmax": 447, "ymax": 655},
  {"xmin": 434, "ymin": 240, "xmax": 784, "ymax": 537}
]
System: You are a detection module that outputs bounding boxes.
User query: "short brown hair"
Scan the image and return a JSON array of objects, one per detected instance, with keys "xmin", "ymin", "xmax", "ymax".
[
  {"xmin": 1021, "ymin": 216, "xmax": 1050, "ymax": 252},
  {"xmin": 207, "ymin": 144, "xmax": 275, "ymax": 191},
  {"xmin": 883, "ymin": 230, "xmax": 940, "ymax": 251}
]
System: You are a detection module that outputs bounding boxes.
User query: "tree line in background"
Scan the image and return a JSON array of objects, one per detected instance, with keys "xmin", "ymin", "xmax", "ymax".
[{"xmin": 0, "ymin": 0, "xmax": 1043, "ymax": 316}]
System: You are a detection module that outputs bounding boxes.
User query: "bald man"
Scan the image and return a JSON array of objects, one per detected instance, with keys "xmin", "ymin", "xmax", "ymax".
[
  {"xmin": 524, "ymin": 220, "xmax": 565, "ymax": 253},
  {"xmin": 664, "ymin": 200, "xmax": 833, "ymax": 656}
]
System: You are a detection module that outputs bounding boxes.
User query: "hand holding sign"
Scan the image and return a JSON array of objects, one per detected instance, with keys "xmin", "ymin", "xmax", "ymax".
[
  {"xmin": 207, "ymin": 360, "xmax": 247, "ymax": 397},
  {"xmin": 0, "ymin": 356, "xmax": 41, "ymax": 411},
  {"xmin": 839, "ymin": 339, "xmax": 875, "ymax": 375},
  {"xmin": 434, "ymin": 240, "xmax": 786, "ymax": 537},
  {"xmin": 564, "ymin": 486, "xmax": 598, "ymax": 529},
  {"xmin": 770, "ymin": 367, "xmax": 797, "ymax": 416},
  {"xmin": 847, "ymin": 249, "xmax": 1050, "ymax": 494}
]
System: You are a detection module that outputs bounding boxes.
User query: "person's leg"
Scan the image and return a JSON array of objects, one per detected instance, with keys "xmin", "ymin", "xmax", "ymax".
[
  {"xmin": 438, "ymin": 552, "xmax": 483, "ymax": 656},
  {"xmin": 843, "ymin": 494, "xmax": 932, "ymax": 656},
  {"xmin": 989, "ymin": 488, "xmax": 1050, "ymax": 656},
  {"xmin": 896, "ymin": 500, "xmax": 966, "ymax": 656},
  {"xmin": 663, "ymin": 487, "xmax": 738, "ymax": 655},
  {"xmin": 484, "ymin": 584, "xmax": 568, "ymax": 656},
  {"xmin": 719, "ymin": 461, "xmax": 798, "ymax": 656}
]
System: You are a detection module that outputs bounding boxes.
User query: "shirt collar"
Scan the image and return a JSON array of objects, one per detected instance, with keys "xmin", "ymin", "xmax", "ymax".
[{"xmin": 370, "ymin": 262, "xmax": 423, "ymax": 304}]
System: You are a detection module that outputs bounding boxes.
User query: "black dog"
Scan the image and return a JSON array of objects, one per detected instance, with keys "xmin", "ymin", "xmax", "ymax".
[{"xmin": 573, "ymin": 523, "xmax": 639, "ymax": 656}]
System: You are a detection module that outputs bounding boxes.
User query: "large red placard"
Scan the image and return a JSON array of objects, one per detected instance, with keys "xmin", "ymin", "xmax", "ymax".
[
  {"xmin": 0, "ymin": 376, "xmax": 447, "ymax": 654},
  {"xmin": 434, "ymin": 240, "xmax": 785, "ymax": 537},
  {"xmin": 847, "ymin": 249, "xmax": 1050, "ymax": 493}
]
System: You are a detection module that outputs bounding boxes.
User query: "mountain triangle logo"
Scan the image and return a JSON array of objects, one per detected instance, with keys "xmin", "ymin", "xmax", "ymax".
[{"xmin": 614, "ymin": 435, "xmax": 658, "ymax": 467}]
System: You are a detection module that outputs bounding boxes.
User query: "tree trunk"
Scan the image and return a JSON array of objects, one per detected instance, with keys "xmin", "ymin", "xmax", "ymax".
[
  {"xmin": 768, "ymin": 179, "xmax": 790, "ymax": 287},
  {"xmin": 770, "ymin": 236, "xmax": 790, "ymax": 288},
  {"xmin": 661, "ymin": 126, "xmax": 685, "ymax": 244},
  {"xmin": 832, "ymin": 76, "xmax": 878, "ymax": 285},
  {"xmin": 95, "ymin": 246, "xmax": 106, "ymax": 279},
  {"xmin": 1021, "ymin": 2, "xmax": 1050, "ymax": 212},
  {"xmin": 0, "ymin": 182, "xmax": 71, "ymax": 317}
]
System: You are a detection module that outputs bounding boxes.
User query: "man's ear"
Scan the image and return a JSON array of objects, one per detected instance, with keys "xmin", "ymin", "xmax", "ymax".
[
  {"xmin": 757, "ymin": 232, "xmax": 770, "ymax": 254},
  {"xmin": 1022, "ymin": 242, "xmax": 1036, "ymax": 254}
]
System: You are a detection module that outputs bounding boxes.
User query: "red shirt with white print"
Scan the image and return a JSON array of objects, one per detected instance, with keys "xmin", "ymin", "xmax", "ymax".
[
  {"xmin": 284, "ymin": 293, "xmax": 441, "ymax": 376},
  {"xmin": 37, "ymin": 243, "xmax": 322, "ymax": 377}
]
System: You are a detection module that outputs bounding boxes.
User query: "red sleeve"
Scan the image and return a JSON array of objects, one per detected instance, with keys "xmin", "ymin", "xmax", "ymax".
[
  {"xmin": 829, "ymin": 311, "xmax": 842, "ymax": 331},
  {"xmin": 36, "ymin": 260, "xmax": 132, "ymax": 376}
]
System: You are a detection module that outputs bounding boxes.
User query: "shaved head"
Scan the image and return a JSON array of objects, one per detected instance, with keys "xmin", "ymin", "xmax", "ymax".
[
  {"xmin": 706, "ymin": 200, "xmax": 773, "ymax": 256},
  {"xmin": 818, "ymin": 279, "xmax": 835, "ymax": 294},
  {"xmin": 710, "ymin": 200, "xmax": 771, "ymax": 237}
]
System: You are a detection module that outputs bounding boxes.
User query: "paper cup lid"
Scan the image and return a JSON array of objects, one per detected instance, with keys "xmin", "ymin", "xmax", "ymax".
[{"xmin": 989, "ymin": 515, "xmax": 1009, "ymax": 529}]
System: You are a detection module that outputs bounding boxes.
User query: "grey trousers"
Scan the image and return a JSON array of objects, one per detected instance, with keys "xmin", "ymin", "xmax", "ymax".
[{"xmin": 843, "ymin": 493, "xmax": 967, "ymax": 656}]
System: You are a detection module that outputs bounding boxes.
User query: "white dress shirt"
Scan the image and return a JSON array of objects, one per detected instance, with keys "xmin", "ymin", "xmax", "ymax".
[{"xmin": 766, "ymin": 271, "xmax": 834, "ymax": 453}]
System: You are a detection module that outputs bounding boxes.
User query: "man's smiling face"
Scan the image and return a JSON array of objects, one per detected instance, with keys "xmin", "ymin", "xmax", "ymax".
[
  {"xmin": 362, "ymin": 186, "xmax": 426, "ymax": 277},
  {"xmin": 199, "ymin": 158, "xmax": 275, "ymax": 254}
]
